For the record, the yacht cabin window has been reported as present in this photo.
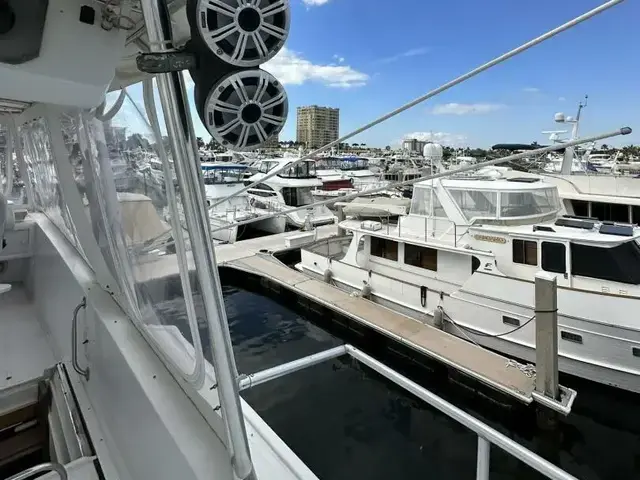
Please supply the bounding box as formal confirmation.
[570,242,640,285]
[404,244,438,271]
[499,188,559,218]
[202,167,245,185]
[410,188,431,216]
[249,183,277,197]
[282,187,313,207]
[370,236,398,261]
[258,161,278,173]
[410,187,446,217]
[449,189,497,220]
[513,239,538,266]
[591,202,630,223]
[541,241,566,274]
[280,161,316,178]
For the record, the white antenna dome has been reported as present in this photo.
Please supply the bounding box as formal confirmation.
[554,112,565,123]
[423,142,443,159]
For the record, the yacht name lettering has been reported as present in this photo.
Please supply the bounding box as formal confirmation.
[473,234,507,244]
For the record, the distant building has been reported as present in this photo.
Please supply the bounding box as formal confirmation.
[296,105,339,148]
[402,138,427,153]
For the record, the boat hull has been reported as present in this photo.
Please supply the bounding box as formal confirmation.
[298,249,640,394]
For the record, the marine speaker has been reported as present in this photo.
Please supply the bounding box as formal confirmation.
[196,69,287,151]
[191,0,290,67]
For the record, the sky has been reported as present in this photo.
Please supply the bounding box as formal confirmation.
[126,0,640,149]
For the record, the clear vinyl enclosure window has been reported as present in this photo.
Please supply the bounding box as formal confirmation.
[19,117,83,250]
[0,122,28,205]
[61,86,211,386]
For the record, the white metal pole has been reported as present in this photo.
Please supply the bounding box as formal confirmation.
[210,0,626,209]
[138,1,255,479]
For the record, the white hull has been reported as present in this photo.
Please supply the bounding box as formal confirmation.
[251,214,287,234]
[210,218,239,243]
[299,248,640,394]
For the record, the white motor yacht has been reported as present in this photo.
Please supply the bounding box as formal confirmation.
[246,158,336,229]
[202,162,285,242]
[298,172,640,393]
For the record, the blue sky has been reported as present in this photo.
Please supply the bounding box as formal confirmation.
[126,0,639,149]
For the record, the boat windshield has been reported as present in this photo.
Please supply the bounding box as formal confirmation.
[499,188,560,218]
[449,189,498,220]
[202,166,246,184]
[340,158,369,170]
[280,160,317,178]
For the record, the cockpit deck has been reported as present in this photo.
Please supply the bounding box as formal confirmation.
[0,286,55,391]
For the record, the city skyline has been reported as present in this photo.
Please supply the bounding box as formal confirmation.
[122,0,639,150]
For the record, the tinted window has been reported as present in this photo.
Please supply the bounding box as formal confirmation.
[513,239,537,266]
[250,183,276,197]
[571,200,589,217]
[404,244,438,271]
[370,237,398,261]
[571,242,640,285]
[591,202,630,222]
[542,242,566,274]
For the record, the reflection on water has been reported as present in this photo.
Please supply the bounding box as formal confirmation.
[223,283,640,480]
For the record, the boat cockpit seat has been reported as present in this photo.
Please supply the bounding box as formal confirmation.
[0,190,14,295]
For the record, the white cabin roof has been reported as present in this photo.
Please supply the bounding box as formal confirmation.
[416,177,557,191]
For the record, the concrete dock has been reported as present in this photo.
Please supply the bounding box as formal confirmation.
[214,227,537,405]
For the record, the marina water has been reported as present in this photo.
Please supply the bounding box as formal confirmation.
[222,281,640,480]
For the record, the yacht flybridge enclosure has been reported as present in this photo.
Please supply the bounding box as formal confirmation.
[0,0,290,150]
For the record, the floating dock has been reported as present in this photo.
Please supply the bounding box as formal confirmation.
[136,225,571,410]
[216,226,539,405]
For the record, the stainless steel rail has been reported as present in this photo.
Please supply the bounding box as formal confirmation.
[71,297,89,380]
[6,462,68,480]
[240,344,578,480]
[138,1,256,478]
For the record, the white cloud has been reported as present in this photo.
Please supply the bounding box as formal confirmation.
[264,47,368,88]
[403,131,468,147]
[558,96,566,102]
[523,87,541,93]
[377,47,430,64]
[430,103,505,115]
[302,0,330,5]
[332,54,345,63]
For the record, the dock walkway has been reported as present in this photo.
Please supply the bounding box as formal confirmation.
[217,227,536,404]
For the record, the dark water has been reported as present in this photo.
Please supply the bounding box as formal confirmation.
[222,282,640,480]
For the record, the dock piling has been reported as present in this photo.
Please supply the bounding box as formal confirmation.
[534,272,559,401]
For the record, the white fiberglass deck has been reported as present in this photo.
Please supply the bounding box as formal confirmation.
[0,286,55,389]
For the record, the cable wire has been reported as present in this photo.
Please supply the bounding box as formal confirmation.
[208,0,625,211]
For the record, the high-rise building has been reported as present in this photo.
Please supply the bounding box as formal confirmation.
[296,105,339,148]
[402,138,427,154]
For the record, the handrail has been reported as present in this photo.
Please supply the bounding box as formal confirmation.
[71,297,89,380]
[5,462,68,480]
[240,344,578,480]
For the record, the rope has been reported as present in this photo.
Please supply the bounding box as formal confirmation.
[442,309,536,339]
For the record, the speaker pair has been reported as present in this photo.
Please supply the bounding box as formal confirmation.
[187,0,290,150]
